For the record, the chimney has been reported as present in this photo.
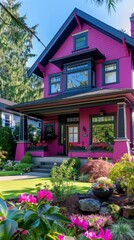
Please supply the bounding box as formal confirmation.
[130,13,134,38]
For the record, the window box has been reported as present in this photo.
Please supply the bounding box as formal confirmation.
[89,143,113,152]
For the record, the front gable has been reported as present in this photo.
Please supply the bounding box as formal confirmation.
[28,8,134,78]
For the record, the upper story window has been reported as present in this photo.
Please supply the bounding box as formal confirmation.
[49,74,62,94]
[64,60,95,90]
[103,60,119,85]
[73,32,88,51]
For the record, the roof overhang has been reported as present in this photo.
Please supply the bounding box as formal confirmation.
[49,48,105,69]
[8,89,134,119]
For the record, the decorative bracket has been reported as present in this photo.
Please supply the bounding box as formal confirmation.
[74,11,82,30]
[37,62,46,77]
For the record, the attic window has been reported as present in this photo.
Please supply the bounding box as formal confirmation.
[73,32,88,51]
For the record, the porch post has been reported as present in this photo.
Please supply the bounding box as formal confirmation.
[113,102,130,163]
[15,114,29,161]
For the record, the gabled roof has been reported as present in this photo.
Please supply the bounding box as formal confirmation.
[28,8,134,78]
[0,98,16,109]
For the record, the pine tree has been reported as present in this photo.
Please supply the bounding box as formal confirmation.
[0,0,43,103]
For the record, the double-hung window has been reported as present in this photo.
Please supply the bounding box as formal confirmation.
[73,32,88,51]
[49,74,62,94]
[103,60,119,85]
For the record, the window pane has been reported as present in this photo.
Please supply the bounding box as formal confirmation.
[67,70,88,89]
[76,36,86,49]
[74,127,78,133]
[92,116,115,144]
[67,63,88,71]
[105,71,116,84]
[69,134,73,142]
[51,76,61,83]
[105,64,116,71]
[51,83,61,93]
[69,127,73,133]
[74,134,78,142]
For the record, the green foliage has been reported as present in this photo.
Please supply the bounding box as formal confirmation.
[50,160,75,197]
[108,204,121,220]
[0,127,15,159]
[14,163,32,173]
[68,157,80,168]
[21,152,32,164]
[109,157,134,195]
[0,148,8,167]
[0,0,43,102]
[111,222,134,240]
[0,194,70,240]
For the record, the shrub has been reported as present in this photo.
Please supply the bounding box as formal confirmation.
[109,159,134,195]
[14,163,32,173]
[111,222,134,240]
[0,127,15,159]
[0,148,8,167]
[107,204,121,220]
[21,152,32,164]
[68,157,80,169]
[79,160,113,182]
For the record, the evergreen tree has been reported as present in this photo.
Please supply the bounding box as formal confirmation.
[0,0,43,103]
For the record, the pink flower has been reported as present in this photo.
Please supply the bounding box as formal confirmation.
[0,216,5,221]
[37,189,53,201]
[70,215,88,231]
[57,235,64,240]
[84,231,97,239]
[22,230,28,235]
[18,193,37,204]
[97,228,112,240]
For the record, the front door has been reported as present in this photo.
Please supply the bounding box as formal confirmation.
[66,125,79,154]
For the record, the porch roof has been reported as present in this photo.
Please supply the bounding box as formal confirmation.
[8,88,134,119]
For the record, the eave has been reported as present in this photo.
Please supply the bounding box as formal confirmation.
[49,48,105,69]
[28,8,134,78]
[8,89,134,119]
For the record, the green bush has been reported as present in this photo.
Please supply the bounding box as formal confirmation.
[109,160,134,195]
[14,163,32,173]
[68,157,80,169]
[0,127,15,159]
[108,204,121,220]
[21,152,32,164]
[111,222,134,240]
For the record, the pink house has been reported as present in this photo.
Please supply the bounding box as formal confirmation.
[11,9,134,162]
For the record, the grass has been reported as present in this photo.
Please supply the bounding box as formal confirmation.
[0,178,91,200]
[0,171,22,176]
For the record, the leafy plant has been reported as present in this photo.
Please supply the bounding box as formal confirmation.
[0,189,70,240]
[14,163,32,173]
[111,222,134,240]
[0,127,15,160]
[79,160,113,181]
[0,148,8,167]
[68,157,80,169]
[109,157,134,195]
[107,204,121,220]
[21,152,32,164]
[50,160,74,197]
[92,177,115,191]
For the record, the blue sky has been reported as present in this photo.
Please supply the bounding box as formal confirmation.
[18,0,134,67]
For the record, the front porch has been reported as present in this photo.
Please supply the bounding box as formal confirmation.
[11,89,134,163]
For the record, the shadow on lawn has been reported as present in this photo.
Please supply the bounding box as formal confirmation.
[2,187,37,200]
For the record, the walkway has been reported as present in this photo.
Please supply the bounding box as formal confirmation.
[0,172,47,181]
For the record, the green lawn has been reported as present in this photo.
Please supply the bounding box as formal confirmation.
[0,171,22,176]
[0,178,91,200]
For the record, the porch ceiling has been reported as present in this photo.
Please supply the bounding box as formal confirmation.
[8,88,134,119]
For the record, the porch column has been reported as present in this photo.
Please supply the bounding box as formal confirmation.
[113,103,130,163]
[15,114,29,161]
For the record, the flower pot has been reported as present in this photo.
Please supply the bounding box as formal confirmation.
[93,189,113,199]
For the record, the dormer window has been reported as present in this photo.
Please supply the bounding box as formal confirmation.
[73,32,88,51]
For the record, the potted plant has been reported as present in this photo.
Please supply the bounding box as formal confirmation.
[92,177,115,199]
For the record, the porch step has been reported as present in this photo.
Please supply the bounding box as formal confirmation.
[31,156,69,175]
